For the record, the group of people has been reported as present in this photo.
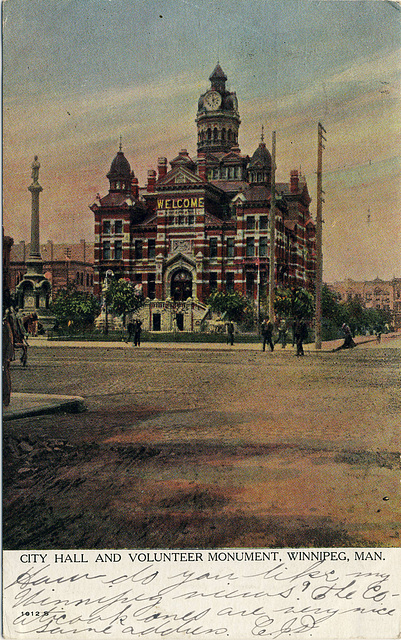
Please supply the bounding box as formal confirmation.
[260,317,309,356]
[2,301,31,406]
[126,318,142,346]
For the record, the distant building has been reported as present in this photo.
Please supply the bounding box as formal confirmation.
[91,65,316,331]
[10,239,94,299]
[328,278,401,328]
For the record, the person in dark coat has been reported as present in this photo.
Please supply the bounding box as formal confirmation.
[261,317,274,352]
[294,318,308,356]
[134,319,142,347]
[333,323,356,351]
[226,321,235,346]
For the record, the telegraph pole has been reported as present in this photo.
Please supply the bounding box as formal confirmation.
[315,122,326,349]
[268,131,276,321]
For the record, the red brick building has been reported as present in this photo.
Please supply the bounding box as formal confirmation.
[91,65,316,330]
[10,240,94,300]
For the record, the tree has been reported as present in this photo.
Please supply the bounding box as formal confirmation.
[50,284,100,331]
[207,290,253,323]
[106,278,145,325]
[274,287,314,320]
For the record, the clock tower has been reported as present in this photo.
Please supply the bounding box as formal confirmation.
[196,64,240,154]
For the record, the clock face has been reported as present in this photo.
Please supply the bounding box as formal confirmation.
[204,91,222,111]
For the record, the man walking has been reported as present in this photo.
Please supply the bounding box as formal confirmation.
[261,317,274,352]
[134,319,142,347]
[226,321,235,346]
[294,318,308,356]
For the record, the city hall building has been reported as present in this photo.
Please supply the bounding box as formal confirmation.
[91,65,316,331]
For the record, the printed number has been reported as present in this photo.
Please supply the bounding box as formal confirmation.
[22,612,49,616]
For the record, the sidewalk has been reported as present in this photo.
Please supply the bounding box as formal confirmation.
[3,393,85,421]
[26,332,400,352]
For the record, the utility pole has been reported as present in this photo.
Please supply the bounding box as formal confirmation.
[315,122,326,349]
[268,131,276,321]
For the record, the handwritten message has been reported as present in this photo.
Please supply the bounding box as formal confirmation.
[3,549,400,639]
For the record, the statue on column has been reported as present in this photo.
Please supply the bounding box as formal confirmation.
[31,155,40,184]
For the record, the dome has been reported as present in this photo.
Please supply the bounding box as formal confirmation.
[248,142,272,169]
[107,151,131,181]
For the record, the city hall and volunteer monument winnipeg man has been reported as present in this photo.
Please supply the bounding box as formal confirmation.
[91,65,316,331]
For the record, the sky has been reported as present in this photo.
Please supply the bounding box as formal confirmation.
[2,0,401,282]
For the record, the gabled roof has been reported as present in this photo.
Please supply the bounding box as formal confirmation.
[157,165,204,186]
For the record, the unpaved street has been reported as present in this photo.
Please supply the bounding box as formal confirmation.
[3,338,401,549]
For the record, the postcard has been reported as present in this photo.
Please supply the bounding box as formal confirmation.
[2,1,401,638]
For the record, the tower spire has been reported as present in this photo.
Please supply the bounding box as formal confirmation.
[119,135,123,152]
[261,125,264,143]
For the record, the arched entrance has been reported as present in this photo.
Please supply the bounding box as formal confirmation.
[171,269,192,302]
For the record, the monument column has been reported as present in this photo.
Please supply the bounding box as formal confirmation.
[26,155,44,275]
[17,156,53,329]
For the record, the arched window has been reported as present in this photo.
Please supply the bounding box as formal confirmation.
[207,128,212,140]
[228,130,232,141]
[213,128,218,141]
[221,128,226,141]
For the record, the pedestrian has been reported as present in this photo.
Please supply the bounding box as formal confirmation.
[294,318,308,356]
[333,323,356,351]
[261,317,274,352]
[134,319,142,347]
[276,318,287,348]
[126,321,134,343]
[226,321,235,346]
[2,308,15,406]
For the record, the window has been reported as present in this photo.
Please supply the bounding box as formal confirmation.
[226,272,234,293]
[103,241,110,260]
[246,237,255,257]
[259,237,268,257]
[260,216,268,230]
[209,272,218,292]
[148,273,156,300]
[209,237,218,258]
[103,221,111,235]
[148,239,156,260]
[114,240,123,260]
[80,272,84,285]
[246,216,255,230]
[135,273,142,283]
[135,240,143,260]
[86,273,90,286]
[114,220,123,234]
[226,237,235,258]
[76,272,80,283]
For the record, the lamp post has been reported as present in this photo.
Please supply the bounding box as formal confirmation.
[103,269,114,335]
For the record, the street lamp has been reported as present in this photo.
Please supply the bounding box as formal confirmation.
[103,269,114,335]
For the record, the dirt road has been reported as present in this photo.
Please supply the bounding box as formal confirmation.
[3,338,400,549]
